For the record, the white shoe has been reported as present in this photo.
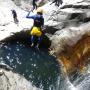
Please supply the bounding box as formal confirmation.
[31,43,34,47]
[35,44,39,50]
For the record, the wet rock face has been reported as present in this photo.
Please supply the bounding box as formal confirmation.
[59,34,90,74]
[47,0,90,75]
[46,10,88,31]
[45,0,90,30]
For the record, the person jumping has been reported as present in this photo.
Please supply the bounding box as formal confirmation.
[26,8,44,49]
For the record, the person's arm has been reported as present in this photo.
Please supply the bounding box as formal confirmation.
[26,12,35,19]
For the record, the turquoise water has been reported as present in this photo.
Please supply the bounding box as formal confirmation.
[0,42,60,90]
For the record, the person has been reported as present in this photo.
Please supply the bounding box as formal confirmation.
[32,0,38,11]
[11,10,19,25]
[50,0,63,6]
[26,8,44,49]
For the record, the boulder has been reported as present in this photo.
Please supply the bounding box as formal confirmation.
[0,68,41,90]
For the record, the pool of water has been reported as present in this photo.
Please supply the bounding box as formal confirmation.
[0,42,60,90]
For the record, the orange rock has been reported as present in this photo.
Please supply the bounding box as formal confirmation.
[58,34,90,75]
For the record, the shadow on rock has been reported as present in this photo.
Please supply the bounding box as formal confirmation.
[0,30,51,50]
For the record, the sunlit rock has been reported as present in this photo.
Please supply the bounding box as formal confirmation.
[47,0,90,76]
[0,0,33,41]
[0,68,41,90]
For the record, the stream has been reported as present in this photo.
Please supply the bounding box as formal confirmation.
[0,42,60,90]
[0,41,90,90]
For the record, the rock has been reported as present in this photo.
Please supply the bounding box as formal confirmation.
[0,0,33,41]
[1,0,90,84]
[0,68,41,90]
[0,69,4,76]
[43,0,90,76]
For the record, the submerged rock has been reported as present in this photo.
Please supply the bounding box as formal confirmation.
[0,68,41,90]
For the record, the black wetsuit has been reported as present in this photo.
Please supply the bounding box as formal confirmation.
[11,10,19,24]
[32,0,37,10]
[51,0,63,6]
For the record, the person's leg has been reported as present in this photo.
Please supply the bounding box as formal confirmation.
[14,17,19,24]
[36,36,42,48]
[32,3,35,10]
[55,0,59,6]
[31,35,35,47]
[32,0,36,10]
[35,3,37,10]
[57,0,59,6]
[55,0,58,6]
[60,0,63,5]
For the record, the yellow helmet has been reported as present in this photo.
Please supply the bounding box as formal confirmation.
[36,7,43,14]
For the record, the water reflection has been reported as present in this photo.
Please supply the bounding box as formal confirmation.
[0,42,60,90]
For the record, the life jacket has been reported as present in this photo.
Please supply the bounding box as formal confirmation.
[33,14,44,27]
[30,26,42,37]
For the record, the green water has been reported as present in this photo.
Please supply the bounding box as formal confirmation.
[0,42,60,90]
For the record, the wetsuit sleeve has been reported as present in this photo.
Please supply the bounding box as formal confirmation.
[26,12,35,19]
